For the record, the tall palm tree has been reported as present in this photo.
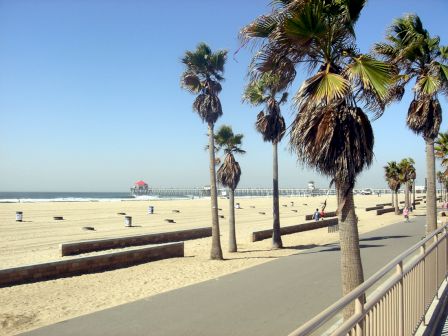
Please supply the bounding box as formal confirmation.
[243,72,288,249]
[437,171,444,202]
[180,42,227,260]
[384,161,401,214]
[241,0,393,318]
[399,158,416,209]
[375,15,448,235]
[215,125,245,253]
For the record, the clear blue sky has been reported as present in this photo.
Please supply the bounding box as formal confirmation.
[0,0,447,192]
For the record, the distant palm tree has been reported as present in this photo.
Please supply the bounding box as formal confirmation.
[399,158,416,209]
[375,14,448,235]
[243,72,288,249]
[384,161,401,214]
[180,42,227,260]
[241,0,393,318]
[437,171,445,202]
[215,125,245,253]
[435,132,448,202]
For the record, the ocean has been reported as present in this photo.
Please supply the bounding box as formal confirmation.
[0,192,159,203]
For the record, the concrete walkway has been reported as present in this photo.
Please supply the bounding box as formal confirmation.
[23,216,426,336]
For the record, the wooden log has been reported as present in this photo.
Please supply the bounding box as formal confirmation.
[251,218,339,242]
[305,211,337,221]
[366,205,384,211]
[376,207,402,215]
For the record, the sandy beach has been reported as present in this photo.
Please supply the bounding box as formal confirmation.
[0,194,420,335]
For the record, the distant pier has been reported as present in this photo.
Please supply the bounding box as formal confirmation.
[146,188,395,198]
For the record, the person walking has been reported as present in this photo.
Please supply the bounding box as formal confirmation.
[403,207,410,222]
[313,208,320,222]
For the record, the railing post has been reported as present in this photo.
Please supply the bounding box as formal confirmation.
[435,234,440,299]
[421,244,427,326]
[355,297,364,336]
[445,227,448,281]
[396,261,404,336]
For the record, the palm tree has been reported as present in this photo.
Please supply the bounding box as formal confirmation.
[399,158,416,209]
[375,15,448,235]
[241,0,393,318]
[243,72,288,249]
[180,42,227,260]
[384,161,401,214]
[435,133,448,202]
[215,125,245,252]
[437,171,444,202]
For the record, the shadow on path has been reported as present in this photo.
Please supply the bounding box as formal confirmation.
[360,235,410,242]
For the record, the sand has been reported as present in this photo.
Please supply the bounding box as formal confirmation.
[0,194,422,335]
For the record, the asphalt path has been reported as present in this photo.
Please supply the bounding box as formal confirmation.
[23,215,426,336]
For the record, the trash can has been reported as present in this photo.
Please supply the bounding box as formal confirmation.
[235,203,241,209]
[290,202,294,207]
[16,211,23,222]
[125,216,132,227]
[148,206,154,214]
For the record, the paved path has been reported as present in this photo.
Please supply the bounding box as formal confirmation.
[24,217,426,336]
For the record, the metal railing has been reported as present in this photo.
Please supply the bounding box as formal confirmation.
[288,223,448,336]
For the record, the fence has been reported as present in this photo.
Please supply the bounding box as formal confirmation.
[288,223,448,336]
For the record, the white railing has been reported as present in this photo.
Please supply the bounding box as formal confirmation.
[288,223,448,336]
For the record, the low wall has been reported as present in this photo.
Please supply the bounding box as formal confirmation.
[366,205,384,211]
[61,227,211,256]
[304,211,337,221]
[377,208,402,215]
[0,242,184,288]
[252,218,339,242]
[376,203,392,207]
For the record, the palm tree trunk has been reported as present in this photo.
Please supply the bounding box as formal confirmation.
[394,190,400,215]
[413,180,416,209]
[337,182,365,320]
[391,190,394,206]
[208,123,223,260]
[404,182,409,208]
[425,137,437,235]
[228,188,237,253]
[272,142,283,249]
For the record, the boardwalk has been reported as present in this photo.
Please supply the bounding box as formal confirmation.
[23,217,425,336]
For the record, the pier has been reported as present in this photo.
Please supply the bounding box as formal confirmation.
[146,188,396,198]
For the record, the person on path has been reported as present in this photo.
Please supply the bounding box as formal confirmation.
[403,207,410,222]
[313,208,320,222]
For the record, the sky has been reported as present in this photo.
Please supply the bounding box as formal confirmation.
[0,0,447,192]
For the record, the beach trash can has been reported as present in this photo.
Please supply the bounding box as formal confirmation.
[125,216,132,227]
[148,206,154,214]
[235,203,241,209]
[16,211,23,222]
[290,202,294,207]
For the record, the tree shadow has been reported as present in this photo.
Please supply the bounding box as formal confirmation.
[299,244,385,255]
[360,235,410,242]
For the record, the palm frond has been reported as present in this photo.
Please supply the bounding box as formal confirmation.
[346,55,392,99]
[295,71,350,106]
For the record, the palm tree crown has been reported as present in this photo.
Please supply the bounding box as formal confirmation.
[375,14,448,139]
[435,132,448,168]
[180,43,228,124]
[215,125,245,191]
[241,0,392,187]
[243,72,288,144]
[384,161,401,192]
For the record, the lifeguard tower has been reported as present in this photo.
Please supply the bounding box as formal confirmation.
[130,180,150,196]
